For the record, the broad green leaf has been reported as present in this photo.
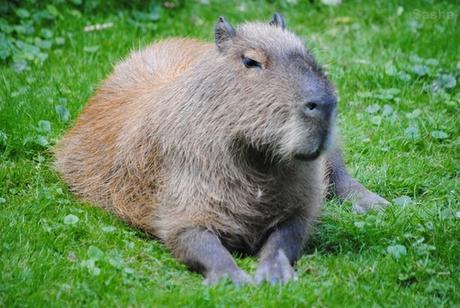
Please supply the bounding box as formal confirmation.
[84,46,99,53]
[381,88,401,96]
[38,120,51,133]
[0,34,12,60]
[425,58,439,66]
[46,5,59,17]
[370,115,382,125]
[354,221,365,229]
[440,209,457,220]
[40,28,54,39]
[36,136,48,146]
[55,37,65,45]
[365,104,380,113]
[102,226,116,233]
[108,251,124,268]
[405,109,421,119]
[16,41,40,55]
[393,195,412,206]
[398,72,411,81]
[386,244,407,259]
[432,74,456,92]
[88,266,101,276]
[431,130,449,139]
[36,39,52,49]
[409,54,422,63]
[382,104,394,116]
[55,105,70,122]
[88,246,104,260]
[16,8,30,19]
[148,4,162,21]
[412,64,429,76]
[64,214,79,224]
[384,62,397,76]
[404,126,419,139]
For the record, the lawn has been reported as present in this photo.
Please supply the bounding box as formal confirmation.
[0,0,459,306]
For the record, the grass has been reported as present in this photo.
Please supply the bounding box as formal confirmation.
[1,0,459,306]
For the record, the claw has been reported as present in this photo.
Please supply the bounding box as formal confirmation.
[255,250,296,285]
[352,190,390,214]
[204,268,253,286]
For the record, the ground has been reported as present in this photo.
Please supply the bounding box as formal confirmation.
[0,0,459,306]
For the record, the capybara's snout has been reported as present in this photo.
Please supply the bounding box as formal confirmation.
[301,95,337,122]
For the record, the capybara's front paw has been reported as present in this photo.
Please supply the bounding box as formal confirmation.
[352,190,390,214]
[203,268,253,286]
[255,250,298,285]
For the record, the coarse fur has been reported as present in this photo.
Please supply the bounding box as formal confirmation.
[55,15,351,284]
[55,27,331,246]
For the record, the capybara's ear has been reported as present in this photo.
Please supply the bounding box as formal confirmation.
[269,12,286,30]
[215,16,236,51]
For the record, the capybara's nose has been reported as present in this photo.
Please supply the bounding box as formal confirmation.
[302,97,336,120]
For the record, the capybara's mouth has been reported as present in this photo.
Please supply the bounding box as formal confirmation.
[293,127,330,161]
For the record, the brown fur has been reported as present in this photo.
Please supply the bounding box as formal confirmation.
[55,22,335,258]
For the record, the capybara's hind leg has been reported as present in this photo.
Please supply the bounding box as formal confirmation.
[254,217,308,284]
[175,228,253,285]
[327,147,390,213]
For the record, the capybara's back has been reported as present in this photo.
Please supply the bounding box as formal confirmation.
[55,39,212,230]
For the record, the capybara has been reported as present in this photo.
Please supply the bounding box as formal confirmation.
[55,13,388,284]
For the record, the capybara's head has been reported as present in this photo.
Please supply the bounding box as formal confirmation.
[189,13,336,162]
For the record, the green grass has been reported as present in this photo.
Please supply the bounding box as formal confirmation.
[1,0,459,306]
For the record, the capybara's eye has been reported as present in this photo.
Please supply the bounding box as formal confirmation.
[242,56,262,69]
